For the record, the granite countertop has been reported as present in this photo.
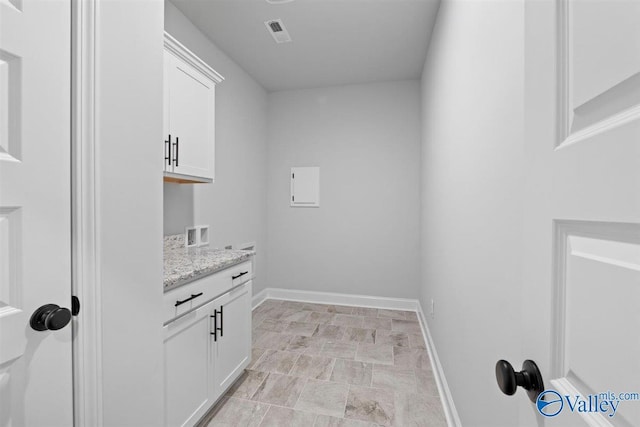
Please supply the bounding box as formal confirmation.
[164,234,254,292]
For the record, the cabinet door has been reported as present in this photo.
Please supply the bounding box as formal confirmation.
[213,281,252,397]
[166,52,215,179]
[164,301,215,427]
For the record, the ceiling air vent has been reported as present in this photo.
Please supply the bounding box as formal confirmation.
[264,19,292,43]
[269,21,283,32]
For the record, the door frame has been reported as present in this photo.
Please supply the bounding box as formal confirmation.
[71,0,103,425]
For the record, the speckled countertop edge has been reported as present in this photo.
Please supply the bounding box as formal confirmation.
[164,234,254,292]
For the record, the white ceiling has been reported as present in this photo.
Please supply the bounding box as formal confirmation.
[170,0,441,92]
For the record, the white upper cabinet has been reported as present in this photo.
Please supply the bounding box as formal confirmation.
[163,33,223,184]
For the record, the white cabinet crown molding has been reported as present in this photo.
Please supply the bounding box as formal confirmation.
[164,32,224,84]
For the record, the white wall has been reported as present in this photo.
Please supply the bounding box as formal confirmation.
[420,0,525,425]
[95,0,165,425]
[267,81,422,299]
[164,1,269,293]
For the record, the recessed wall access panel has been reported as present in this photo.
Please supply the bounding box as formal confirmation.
[290,167,319,207]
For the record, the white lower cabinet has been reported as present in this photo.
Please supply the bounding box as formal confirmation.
[164,300,216,427]
[211,282,252,396]
[163,280,252,427]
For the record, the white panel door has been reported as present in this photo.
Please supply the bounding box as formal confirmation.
[0,0,72,425]
[166,52,215,180]
[213,281,251,397]
[522,1,639,426]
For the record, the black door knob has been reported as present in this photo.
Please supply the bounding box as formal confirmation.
[495,359,545,403]
[30,304,72,331]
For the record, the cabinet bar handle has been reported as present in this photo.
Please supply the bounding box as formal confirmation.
[219,305,224,337]
[210,311,218,341]
[165,134,172,166]
[232,271,249,280]
[174,292,203,307]
[210,306,223,341]
[173,137,179,167]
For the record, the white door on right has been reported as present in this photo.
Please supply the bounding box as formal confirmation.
[523,1,640,426]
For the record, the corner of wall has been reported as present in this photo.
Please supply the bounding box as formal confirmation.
[416,302,462,427]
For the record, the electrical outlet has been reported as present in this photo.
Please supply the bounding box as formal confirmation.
[185,227,197,247]
[185,225,210,247]
[199,226,209,246]
[430,298,435,319]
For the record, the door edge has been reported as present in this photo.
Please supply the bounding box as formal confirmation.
[71,0,103,425]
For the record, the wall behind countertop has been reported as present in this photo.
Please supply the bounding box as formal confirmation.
[164,1,269,294]
[266,80,422,299]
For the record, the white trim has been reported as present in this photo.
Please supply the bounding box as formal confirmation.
[164,32,224,84]
[557,104,640,150]
[551,378,613,427]
[556,0,571,147]
[417,303,462,427]
[252,288,268,310]
[253,287,419,311]
[551,220,640,380]
[71,0,103,425]
[555,0,640,149]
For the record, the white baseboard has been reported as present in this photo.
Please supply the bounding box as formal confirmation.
[252,288,269,310]
[251,287,461,427]
[252,287,419,311]
[417,303,462,427]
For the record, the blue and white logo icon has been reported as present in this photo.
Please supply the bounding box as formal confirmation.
[537,390,564,417]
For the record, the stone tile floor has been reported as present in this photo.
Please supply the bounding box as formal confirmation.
[202,299,447,426]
